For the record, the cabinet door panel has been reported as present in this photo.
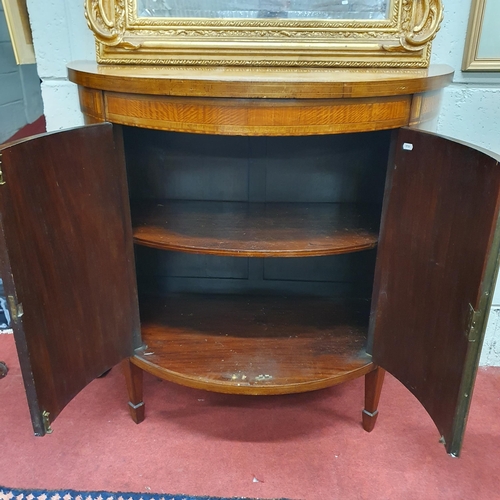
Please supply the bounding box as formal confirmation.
[0,124,141,435]
[370,128,500,456]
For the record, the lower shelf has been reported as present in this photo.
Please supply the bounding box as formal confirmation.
[133,294,374,395]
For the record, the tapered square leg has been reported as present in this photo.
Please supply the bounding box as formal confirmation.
[362,366,385,432]
[122,358,145,424]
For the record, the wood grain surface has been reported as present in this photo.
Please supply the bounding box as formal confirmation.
[132,200,380,257]
[370,128,500,455]
[133,294,374,395]
[70,64,453,135]
[68,62,454,99]
[0,124,141,434]
[103,93,412,135]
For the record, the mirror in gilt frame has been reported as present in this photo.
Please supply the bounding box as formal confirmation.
[85,0,443,67]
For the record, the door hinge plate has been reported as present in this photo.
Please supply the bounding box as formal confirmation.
[466,303,481,343]
[42,411,53,434]
[0,154,5,185]
[7,295,23,324]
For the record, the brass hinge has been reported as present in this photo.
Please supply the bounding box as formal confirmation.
[0,153,5,185]
[7,295,23,324]
[466,303,481,343]
[42,411,53,434]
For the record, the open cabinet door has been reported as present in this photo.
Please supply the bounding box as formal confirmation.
[0,124,141,435]
[370,128,500,456]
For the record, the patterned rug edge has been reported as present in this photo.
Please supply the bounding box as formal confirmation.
[0,487,291,500]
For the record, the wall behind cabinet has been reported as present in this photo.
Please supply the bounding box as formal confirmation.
[24,0,500,365]
[0,4,42,143]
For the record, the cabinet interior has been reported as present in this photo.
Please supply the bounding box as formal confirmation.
[122,126,391,393]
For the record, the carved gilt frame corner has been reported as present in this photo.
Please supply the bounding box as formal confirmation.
[85,0,443,68]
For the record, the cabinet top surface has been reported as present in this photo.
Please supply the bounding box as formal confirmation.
[68,61,454,99]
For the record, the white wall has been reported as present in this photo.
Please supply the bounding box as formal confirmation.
[25,0,500,364]
[25,0,94,131]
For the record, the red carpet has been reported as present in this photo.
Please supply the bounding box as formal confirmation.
[0,486,282,500]
[3,116,46,144]
[1,333,499,499]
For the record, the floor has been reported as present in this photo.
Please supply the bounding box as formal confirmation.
[1,333,500,499]
[3,116,46,144]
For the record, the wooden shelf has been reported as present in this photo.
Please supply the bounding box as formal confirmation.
[132,201,379,257]
[132,294,374,395]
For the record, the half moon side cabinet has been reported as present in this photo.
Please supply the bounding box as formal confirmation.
[1,63,499,457]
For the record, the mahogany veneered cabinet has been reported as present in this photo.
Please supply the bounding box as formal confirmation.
[1,63,499,457]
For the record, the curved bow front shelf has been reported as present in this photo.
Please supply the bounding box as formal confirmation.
[131,200,380,257]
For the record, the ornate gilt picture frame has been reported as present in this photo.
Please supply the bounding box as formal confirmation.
[85,0,443,67]
[1,0,36,64]
[462,0,500,71]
